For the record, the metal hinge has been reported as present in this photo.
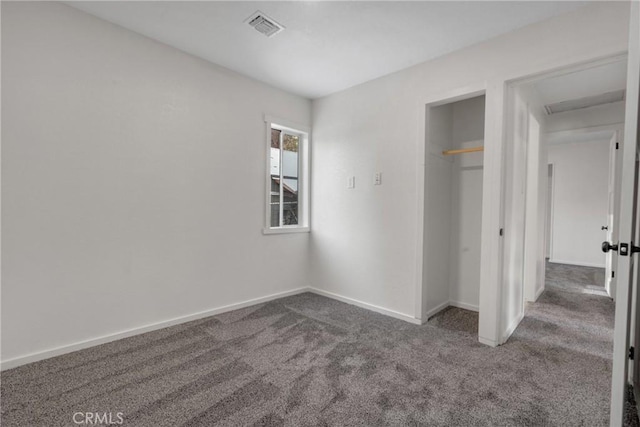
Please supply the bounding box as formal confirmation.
[612,270,615,278]
[616,142,619,150]
[630,346,635,360]
[499,228,504,237]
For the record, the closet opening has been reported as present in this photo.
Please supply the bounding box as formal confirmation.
[422,93,487,334]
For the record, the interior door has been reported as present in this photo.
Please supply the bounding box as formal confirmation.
[606,132,620,298]
[609,2,640,425]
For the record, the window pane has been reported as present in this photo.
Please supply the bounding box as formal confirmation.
[270,179,280,227]
[271,129,280,149]
[282,134,299,225]
[270,129,281,227]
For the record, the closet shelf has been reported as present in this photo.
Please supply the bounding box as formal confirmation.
[442,146,484,156]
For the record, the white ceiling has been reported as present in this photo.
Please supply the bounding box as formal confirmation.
[547,129,615,146]
[532,59,628,106]
[533,60,627,145]
[66,1,588,99]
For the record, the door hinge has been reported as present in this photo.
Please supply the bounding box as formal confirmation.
[612,270,615,278]
[630,346,635,360]
[499,228,504,237]
[616,142,619,150]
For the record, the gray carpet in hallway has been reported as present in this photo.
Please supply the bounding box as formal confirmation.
[2,265,615,426]
[545,261,608,297]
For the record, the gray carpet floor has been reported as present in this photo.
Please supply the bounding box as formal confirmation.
[545,262,608,297]
[1,264,618,426]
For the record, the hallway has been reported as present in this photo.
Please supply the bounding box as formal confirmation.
[515,262,612,357]
[545,262,609,297]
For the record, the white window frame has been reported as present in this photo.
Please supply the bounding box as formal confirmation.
[263,115,310,234]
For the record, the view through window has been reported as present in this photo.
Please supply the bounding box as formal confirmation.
[270,128,300,227]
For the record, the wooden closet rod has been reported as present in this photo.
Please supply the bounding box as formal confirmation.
[442,146,484,156]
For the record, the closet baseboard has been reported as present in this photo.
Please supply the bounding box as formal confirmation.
[449,301,479,312]
[479,336,499,347]
[309,288,421,325]
[425,300,479,320]
[425,301,451,319]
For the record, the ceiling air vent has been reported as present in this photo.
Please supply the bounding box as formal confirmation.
[245,11,284,38]
[544,89,626,115]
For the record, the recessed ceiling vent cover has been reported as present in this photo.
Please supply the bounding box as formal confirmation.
[544,89,626,115]
[246,11,284,38]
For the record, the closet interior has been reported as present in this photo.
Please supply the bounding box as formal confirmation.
[423,94,486,321]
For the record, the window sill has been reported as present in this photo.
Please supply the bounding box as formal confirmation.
[262,226,310,235]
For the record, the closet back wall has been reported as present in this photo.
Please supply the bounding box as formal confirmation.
[450,96,485,311]
[1,2,312,365]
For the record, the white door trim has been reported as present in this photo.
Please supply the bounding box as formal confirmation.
[414,82,488,325]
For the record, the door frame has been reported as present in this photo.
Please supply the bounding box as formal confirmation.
[547,162,555,263]
[501,53,628,342]
[415,83,489,326]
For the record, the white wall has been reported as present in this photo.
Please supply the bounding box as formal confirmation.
[310,2,629,343]
[449,97,484,310]
[501,88,529,337]
[547,140,610,267]
[423,104,453,315]
[423,156,452,315]
[1,2,311,364]
[515,84,548,305]
[535,121,549,300]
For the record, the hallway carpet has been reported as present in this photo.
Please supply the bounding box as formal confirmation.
[545,261,608,297]
[2,266,615,426]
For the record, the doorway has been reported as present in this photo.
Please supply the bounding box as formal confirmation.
[510,58,627,306]
[508,54,631,424]
[421,92,487,339]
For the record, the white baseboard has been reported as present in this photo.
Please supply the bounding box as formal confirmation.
[449,301,479,312]
[502,311,525,344]
[548,259,605,269]
[0,287,310,371]
[424,300,479,320]
[534,285,545,301]
[1,286,426,371]
[424,300,450,319]
[308,288,422,325]
[479,336,499,347]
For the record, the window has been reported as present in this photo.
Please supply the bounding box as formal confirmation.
[264,116,310,234]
